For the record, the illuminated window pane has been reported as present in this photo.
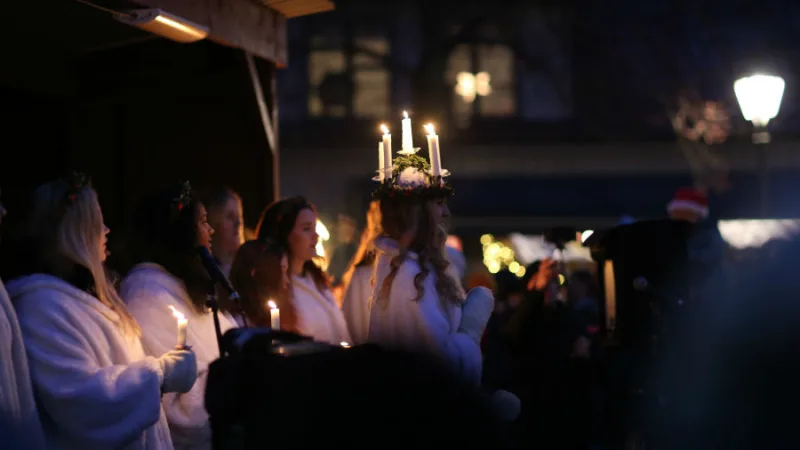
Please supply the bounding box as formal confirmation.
[446,44,515,119]
[353,38,390,118]
[478,45,515,117]
[354,70,389,117]
[308,49,346,117]
[308,36,390,118]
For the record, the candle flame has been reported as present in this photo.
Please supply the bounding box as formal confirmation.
[340,341,352,348]
[380,124,389,135]
[424,123,436,135]
[403,111,409,119]
[268,300,278,310]
[168,305,188,325]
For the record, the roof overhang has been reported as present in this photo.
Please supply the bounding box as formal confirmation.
[131,0,335,66]
[255,0,335,18]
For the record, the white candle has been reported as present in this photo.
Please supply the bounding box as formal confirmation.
[268,300,280,330]
[380,124,392,178]
[401,111,413,151]
[168,306,189,349]
[424,123,441,177]
[378,142,385,182]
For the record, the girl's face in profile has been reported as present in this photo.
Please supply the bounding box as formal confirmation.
[287,208,319,263]
[196,203,215,250]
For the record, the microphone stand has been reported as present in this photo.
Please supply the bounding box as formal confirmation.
[206,283,224,356]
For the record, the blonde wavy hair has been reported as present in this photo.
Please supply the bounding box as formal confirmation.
[31,180,141,336]
[375,198,464,307]
[340,200,382,293]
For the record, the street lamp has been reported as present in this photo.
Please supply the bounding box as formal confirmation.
[734,74,785,217]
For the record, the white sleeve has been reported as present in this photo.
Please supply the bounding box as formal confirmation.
[342,267,372,345]
[17,300,164,449]
[123,284,212,445]
[384,264,482,385]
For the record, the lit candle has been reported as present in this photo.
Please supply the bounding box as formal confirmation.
[401,111,413,151]
[168,305,188,349]
[378,142,385,182]
[424,123,441,177]
[380,124,392,178]
[268,300,280,330]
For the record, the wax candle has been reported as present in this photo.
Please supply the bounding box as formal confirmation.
[380,124,392,178]
[268,300,280,330]
[378,142,385,182]
[424,123,441,177]
[168,305,189,349]
[401,111,413,151]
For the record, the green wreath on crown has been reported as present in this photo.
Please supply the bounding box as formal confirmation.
[372,154,454,200]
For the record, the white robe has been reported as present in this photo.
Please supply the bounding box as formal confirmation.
[341,265,373,345]
[0,278,45,450]
[7,274,172,450]
[292,274,351,346]
[121,264,237,450]
[368,237,482,386]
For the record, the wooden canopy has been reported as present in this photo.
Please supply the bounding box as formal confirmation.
[132,0,335,65]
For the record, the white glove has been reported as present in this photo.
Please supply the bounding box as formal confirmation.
[489,390,521,422]
[158,349,198,394]
[457,286,494,344]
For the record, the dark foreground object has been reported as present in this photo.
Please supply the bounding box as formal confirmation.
[207,329,511,450]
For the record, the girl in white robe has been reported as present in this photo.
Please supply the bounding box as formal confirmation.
[7,175,197,449]
[367,163,493,387]
[256,197,351,345]
[0,277,44,450]
[340,200,381,345]
[122,182,237,450]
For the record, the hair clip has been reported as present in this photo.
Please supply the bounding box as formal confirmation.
[172,181,193,214]
[65,171,90,205]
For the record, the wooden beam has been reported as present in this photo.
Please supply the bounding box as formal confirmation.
[245,51,280,202]
[132,0,287,65]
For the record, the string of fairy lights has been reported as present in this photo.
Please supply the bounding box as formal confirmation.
[481,234,526,278]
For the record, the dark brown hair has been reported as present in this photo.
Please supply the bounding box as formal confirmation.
[130,182,212,313]
[255,197,329,291]
[227,240,296,331]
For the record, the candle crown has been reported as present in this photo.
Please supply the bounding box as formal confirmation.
[371,154,453,200]
[372,112,453,200]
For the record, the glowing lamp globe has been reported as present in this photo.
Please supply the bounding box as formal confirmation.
[734,74,785,127]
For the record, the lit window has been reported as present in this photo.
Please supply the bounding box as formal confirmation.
[308,37,390,118]
[447,44,516,122]
[353,38,390,118]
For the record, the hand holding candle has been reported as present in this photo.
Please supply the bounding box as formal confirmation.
[168,305,189,349]
[268,300,280,330]
[424,123,442,177]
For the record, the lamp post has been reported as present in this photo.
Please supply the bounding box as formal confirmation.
[734,74,785,217]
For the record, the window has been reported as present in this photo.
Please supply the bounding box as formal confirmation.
[309,46,346,117]
[447,44,516,125]
[353,38,390,118]
[308,36,390,118]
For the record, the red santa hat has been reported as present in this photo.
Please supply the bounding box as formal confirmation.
[667,187,709,218]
